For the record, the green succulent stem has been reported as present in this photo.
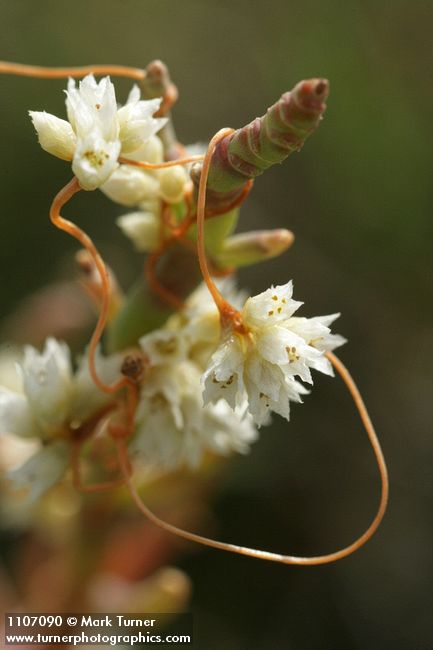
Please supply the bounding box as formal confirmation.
[191,78,329,207]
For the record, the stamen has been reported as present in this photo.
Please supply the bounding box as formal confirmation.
[115,352,388,566]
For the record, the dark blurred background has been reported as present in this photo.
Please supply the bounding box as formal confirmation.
[0,1,431,648]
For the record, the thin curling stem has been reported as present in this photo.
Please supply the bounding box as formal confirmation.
[196,128,235,314]
[50,177,128,395]
[0,60,145,80]
[118,155,204,170]
[117,352,388,566]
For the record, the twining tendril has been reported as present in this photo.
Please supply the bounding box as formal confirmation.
[196,129,235,314]
[116,351,389,565]
[118,155,204,169]
[50,177,129,395]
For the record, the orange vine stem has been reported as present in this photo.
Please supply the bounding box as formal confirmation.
[50,177,129,395]
[118,155,204,170]
[196,128,236,314]
[116,352,388,566]
[0,60,145,80]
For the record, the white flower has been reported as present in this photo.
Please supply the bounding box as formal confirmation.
[130,360,256,469]
[0,338,123,501]
[129,329,257,469]
[30,75,167,191]
[203,281,346,425]
[71,132,121,191]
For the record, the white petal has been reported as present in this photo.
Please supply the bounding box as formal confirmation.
[117,96,161,124]
[245,352,283,402]
[29,111,76,161]
[70,75,119,141]
[287,316,331,344]
[281,359,313,384]
[308,354,334,376]
[116,211,160,252]
[119,117,168,154]
[72,134,120,190]
[202,337,245,409]
[318,333,347,352]
[7,440,69,504]
[117,95,167,153]
[256,326,306,366]
[94,77,119,141]
[21,339,73,436]
[125,84,141,105]
[101,165,159,206]
[0,388,38,438]
[243,281,303,327]
[65,77,80,130]
[0,346,23,392]
[65,77,95,136]
[122,135,163,165]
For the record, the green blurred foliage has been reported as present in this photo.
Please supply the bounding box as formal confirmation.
[0,1,431,648]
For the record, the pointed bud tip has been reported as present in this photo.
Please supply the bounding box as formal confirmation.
[146,60,169,79]
[295,78,329,110]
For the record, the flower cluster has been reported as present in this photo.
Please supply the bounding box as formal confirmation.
[30,74,167,190]
[0,339,122,503]
[1,71,346,509]
[131,330,256,469]
[30,74,191,253]
[203,281,346,426]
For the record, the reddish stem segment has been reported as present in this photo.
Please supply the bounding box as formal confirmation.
[117,352,388,566]
[0,60,145,80]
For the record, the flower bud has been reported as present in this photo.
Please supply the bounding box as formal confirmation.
[214,228,294,268]
[29,111,76,161]
[117,211,160,252]
[101,166,159,206]
[158,165,188,203]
